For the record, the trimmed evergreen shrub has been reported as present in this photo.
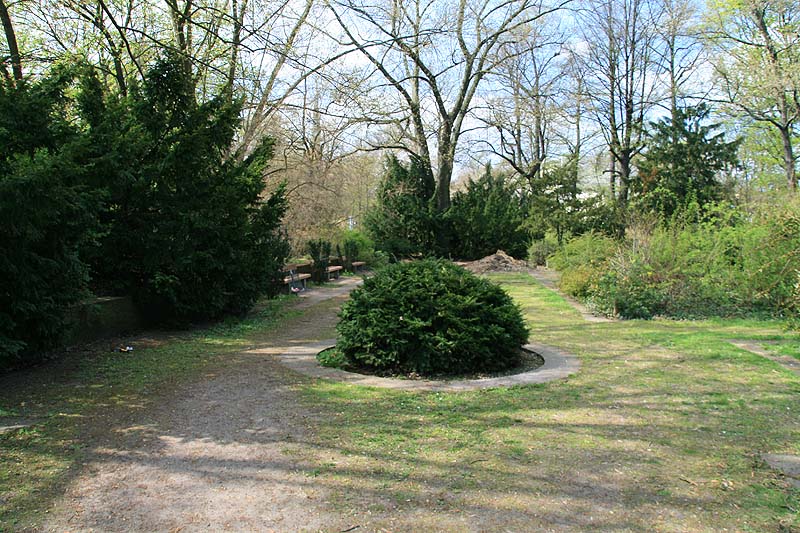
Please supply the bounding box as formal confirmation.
[335,259,529,376]
[343,238,359,271]
[307,239,332,282]
[87,55,290,324]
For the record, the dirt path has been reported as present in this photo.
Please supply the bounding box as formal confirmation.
[42,280,361,533]
[728,339,800,376]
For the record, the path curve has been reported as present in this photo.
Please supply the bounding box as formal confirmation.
[269,341,580,391]
[729,339,800,376]
[42,279,362,533]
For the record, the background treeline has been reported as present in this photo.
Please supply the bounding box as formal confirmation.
[362,104,799,324]
[0,56,289,369]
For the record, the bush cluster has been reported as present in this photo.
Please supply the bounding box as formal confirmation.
[447,167,529,260]
[364,159,530,261]
[335,259,529,376]
[97,58,290,324]
[0,68,102,367]
[550,201,800,321]
[363,155,439,259]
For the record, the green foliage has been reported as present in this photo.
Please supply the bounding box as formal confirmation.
[335,259,529,376]
[526,162,581,245]
[634,105,740,218]
[317,347,349,369]
[548,232,617,272]
[1,55,290,365]
[0,69,102,367]
[307,239,332,282]
[343,239,358,271]
[337,229,388,270]
[746,201,800,318]
[87,55,289,323]
[364,155,438,259]
[549,232,617,300]
[552,200,800,321]
[526,159,625,244]
[528,234,559,266]
[448,165,529,260]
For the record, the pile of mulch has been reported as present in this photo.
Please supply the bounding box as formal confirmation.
[460,250,528,275]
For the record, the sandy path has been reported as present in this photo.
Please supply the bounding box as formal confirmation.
[42,280,361,533]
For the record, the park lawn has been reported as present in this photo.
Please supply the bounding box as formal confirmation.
[0,298,299,531]
[299,272,800,532]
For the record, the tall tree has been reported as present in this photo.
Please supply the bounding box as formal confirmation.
[651,0,704,121]
[706,0,800,191]
[634,104,740,217]
[477,20,566,191]
[580,0,660,208]
[0,0,23,83]
[329,0,568,212]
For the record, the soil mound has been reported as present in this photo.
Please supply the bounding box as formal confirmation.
[462,250,527,275]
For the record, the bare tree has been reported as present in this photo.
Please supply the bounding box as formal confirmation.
[329,0,569,211]
[475,21,566,189]
[579,0,660,207]
[706,0,800,191]
[651,0,703,121]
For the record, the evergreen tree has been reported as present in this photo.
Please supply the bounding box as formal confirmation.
[634,105,740,218]
[88,54,290,323]
[448,165,529,259]
[0,67,102,366]
[364,154,437,258]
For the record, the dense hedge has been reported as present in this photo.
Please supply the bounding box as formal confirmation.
[87,57,289,324]
[335,259,529,376]
[0,68,103,367]
[363,155,439,258]
[0,57,289,368]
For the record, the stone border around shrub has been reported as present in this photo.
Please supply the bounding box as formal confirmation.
[274,340,580,391]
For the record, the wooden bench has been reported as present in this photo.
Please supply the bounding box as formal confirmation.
[282,264,312,292]
[324,265,343,281]
[351,261,366,272]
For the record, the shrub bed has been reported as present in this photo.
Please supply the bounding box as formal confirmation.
[335,259,529,376]
[548,200,800,321]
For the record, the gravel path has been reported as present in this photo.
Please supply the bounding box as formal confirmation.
[42,280,361,533]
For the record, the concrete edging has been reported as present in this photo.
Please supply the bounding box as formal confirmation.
[274,340,580,391]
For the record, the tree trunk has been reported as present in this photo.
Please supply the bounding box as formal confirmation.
[609,152,616,199]
[0,0,22,83]
[780,125,797,191]
[226,0,246,103]
[618,153,630,206]
[752,7,797,192]
[436,153,453,211]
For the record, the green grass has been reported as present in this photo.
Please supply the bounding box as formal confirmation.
[298,272,800,532]
[0,297,299,531]
[3,274,799,532]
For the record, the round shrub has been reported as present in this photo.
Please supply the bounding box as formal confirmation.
[335,259,529,376]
